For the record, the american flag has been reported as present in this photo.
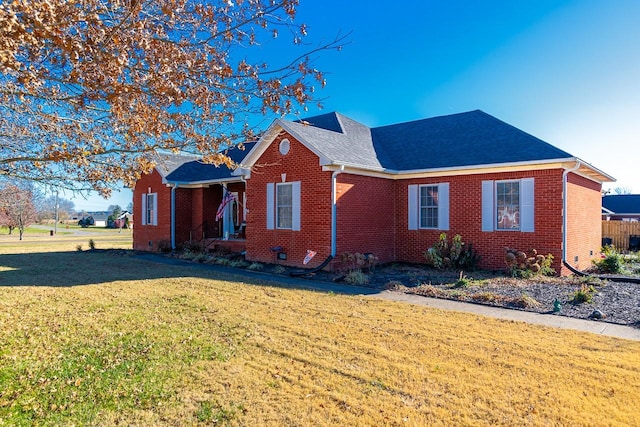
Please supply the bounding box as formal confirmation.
[216,191,235,221]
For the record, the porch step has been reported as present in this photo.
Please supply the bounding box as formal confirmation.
[203,238,246,254]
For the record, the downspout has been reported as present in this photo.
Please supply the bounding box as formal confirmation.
[562,161,581,272]
[171,185,176,250]
[331,165,345,257]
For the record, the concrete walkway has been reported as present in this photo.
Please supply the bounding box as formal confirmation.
[375,291,640,341]
[136,253,640,341]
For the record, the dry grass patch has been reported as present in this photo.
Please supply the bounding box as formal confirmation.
[0,246,639,425]
[0,227,132,254]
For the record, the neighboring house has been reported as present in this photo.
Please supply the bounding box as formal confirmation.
[79,212,109,227]
[133,110,614,276]
[602,195,640,221]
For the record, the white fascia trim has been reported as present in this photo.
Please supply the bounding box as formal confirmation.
[394,157,577,176]
[322,157,614,181]
[570,157,616,183]
[239,120,285,167]
[231,166,251,177]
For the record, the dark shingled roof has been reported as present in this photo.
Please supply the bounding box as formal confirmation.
[602,195,640,214]
[278,110,574,172]
[166,142,256,183]
[369,110,573,170]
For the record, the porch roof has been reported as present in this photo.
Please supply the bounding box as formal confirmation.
[165,142,256,185]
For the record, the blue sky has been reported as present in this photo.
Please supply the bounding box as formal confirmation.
[74,0,639,210]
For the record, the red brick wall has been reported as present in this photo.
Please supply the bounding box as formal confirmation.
[132,170,172,251]
[395,169,566,274]
[564,172,602,274]
[245,132,332,267]
[174,188,192,244]
[335,174,396,264]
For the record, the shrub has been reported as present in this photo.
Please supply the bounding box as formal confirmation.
[76,244,83,251]
[229,259,249,268]
[88,239,96,250]
[179,251,197,261]
[571,284,596,304]
[192,253,209,263]
[213,257,231,266]
[453,272,473,289]
[157,239,172,253]
[344,269,370,285]
[423,233,480,271]
[272,265,286,274]
[505,248,555,277]
[510,293,541,309]
[247,262,264,271]
[592,246,623,274]
[340,252,378,272]
[182,240,203,253]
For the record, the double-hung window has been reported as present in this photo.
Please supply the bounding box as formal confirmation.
[482,178,534,232]
[419,185,439,229]
[266,181,301,231]
[276,183,293,229]
[408,183,449,230]
[496,181,520,230]
[141,193,158,226]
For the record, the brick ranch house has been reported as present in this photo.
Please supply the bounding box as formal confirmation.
[133,110,614,276]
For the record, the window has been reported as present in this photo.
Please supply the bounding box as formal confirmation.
[496,181,520,230]
[266,181,300,231]
[482,178,534,232]
[276,183,293,229]
[141,193,158,226]
[419,185,439,228]
[408,183,449,231]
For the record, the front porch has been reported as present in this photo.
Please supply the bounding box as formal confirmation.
[175,180,247,251]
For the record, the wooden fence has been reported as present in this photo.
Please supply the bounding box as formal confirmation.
[602,221,640,252]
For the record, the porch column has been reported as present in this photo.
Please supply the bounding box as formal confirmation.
[222,186,235,239]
